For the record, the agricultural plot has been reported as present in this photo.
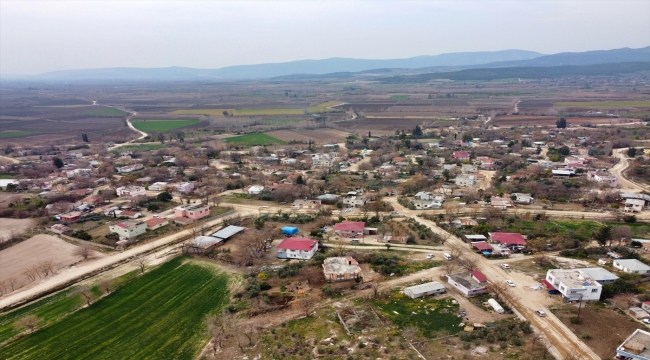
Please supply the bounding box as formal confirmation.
[113,143,166,151]
[389,95,410,100]
[131,119,199,133]
[372,294,462,337]
[226,133,286,146]
[85,108,128,116]
[306,101,342,113]
[0,257,230,360]
[265,128,349,143]
[0,131,36,139]
[554,100,650,108]
[171,108,305,116]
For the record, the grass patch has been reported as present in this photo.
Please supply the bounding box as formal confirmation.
[554,100,650,108]
[0,131,36,139]
[172,108,305,116]
[226,133,286,146]
[85,108,128,116]
[0,257,230,360]
[372,294,461,337]
[499,219,650,242]
[0,174,14,179]
[307,101,341,113]
[113,144,166,152]
[131,119,199,133]
[389,95,410,100]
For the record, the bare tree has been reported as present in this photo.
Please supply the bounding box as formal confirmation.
[441,260,459,275]
[298,297,317,317]
[448,243,463,259]
[14,314,41,333]
[530,331,544,352]
[371,281,381,298]
[134,255,148,273]
[99,279,115,294]
[0,280,6,296]
[76,285,93,306]
[458,256,480,272]
[612,225,633,246]
[37,260,54,277]
[7,277,18,291]
[22,267,38,282]
[562,349,582,360]
[74,244,93,260]
[206,314,226,355]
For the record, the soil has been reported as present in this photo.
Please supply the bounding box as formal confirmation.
[0,218,35,239]
[265,129,349,144]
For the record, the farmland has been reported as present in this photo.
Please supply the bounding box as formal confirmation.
[372,294,462,337]
[114,143,166,151]
[226,133,286,146]
[85,108,128,116]
[306,101,342,113]
[0,131,36,139]
[554,100,650,108]
[389,95,410,100]
[265,128,350,143]
[172,108,305,116]
[0,256,230,360]
[131,119,200,132]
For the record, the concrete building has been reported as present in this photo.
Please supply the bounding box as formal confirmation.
[446,271,487,297]
[625,199,646,213]
[116,186,146,198]
[455,174,476,187]
[277,238,319,260]
[404,282,446,298]
[334,221,365,240]
[461,164,477,173]
[247,185,265,195]
[174,204,210,220]
[512,193,534,204]
[588,171,619,188]
[616,328,650,360]
[292,199,322,210]
[322,257,362,282]
[109,221,147,240]
[412,199,442,209]
[613,259,650,274]
[145,217,169,230]
[545,269,603,302]
[149,182,168,191]
[169,182,194,194]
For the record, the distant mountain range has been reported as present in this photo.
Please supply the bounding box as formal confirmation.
[5,47,649,81]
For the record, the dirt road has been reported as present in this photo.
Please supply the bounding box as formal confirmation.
[609,148,650,193]
[388,199,601,360]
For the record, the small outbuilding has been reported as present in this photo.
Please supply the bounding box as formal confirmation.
[404,281,446,299]
[281,226,299,236]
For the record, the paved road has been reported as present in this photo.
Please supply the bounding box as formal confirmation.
[609,148,650,193]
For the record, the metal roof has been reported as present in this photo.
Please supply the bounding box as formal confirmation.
[404,281,445,295]
[211,225,245,240]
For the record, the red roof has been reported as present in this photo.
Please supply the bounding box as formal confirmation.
[470,271,487,282]
[334,221,365,232]
[115,222,127,228]
[489,232,526,246]
[471,241,492,251]
[277,238,318,251]
[453,151,470,158]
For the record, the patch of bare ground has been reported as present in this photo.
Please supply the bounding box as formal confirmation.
[552,302,643,358]
[0,218,35,239]
[0,234,101,293]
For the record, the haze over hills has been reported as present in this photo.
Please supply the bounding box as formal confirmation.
[5,47,649,81]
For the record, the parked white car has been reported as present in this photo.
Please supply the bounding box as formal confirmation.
[501,264,511,270]
[505,280,516,287]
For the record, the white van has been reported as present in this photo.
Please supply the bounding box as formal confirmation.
[443,253,452,261]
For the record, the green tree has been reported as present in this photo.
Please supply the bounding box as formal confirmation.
[296,175,304,185]
[53,157,64,169]
[157,133,165,144]
[594,225,612,247]
[157,192,173,202]
[627,147,638,157]
[462,133,472,142]
[558,146,570,156]
[556,117,567,128]
[412,125,423,137]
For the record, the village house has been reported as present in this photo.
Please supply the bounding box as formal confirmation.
[613,259,650,274]
[49,223,71,234]
[117,164,144,173]
[452,151,470,161]
[174,204,210,221]
[116,186,146,198]
[109,221,147,240]
[588,171,619,188]
[149,182,168,191]
[455,174,476,187]
[342,191,368,208]
[168,182,194,194]
[247,185,265,195]
[322,257,362,282]
[277,238,319,260]
[488,232,526,247]
[616,329,650,360]
[58,211,82,222]
[461,164,477,173]
[311,153,336,168]
[446,271,487,297]
[334,221,365,240]
[625,199,645,213]
[404,282,446,299]
[145,217,169,231]
[413,199,442,209]
[116,210,142,219]
[545,268,603,302]
[490,196,514,209]
[292,199,322,210]
[511,193,533,204]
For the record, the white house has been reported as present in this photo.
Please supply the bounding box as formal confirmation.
[149,182,168,191]
[247,185,265,195]
[461,164,477,174]
[277,237,319,260]
[169,182,194,194]
[545,269,603,301]
[109,221,147,240]
[455,174,476,187]
[311,153,336,168]
[116,186,146,198]
[511,193,533,204]
[446,272,487,297]
[145,217,169,231]
[588,172,619,188]
[625,199,645,213]
[613,259,650,274]
[412,199,442,209]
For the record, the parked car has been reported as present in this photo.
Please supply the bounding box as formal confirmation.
[501,264,511,270]
[535,310,547,317]
[443,254,452,261]
[426,254,435,259]
[643,319,650,324]
[505,280,516,287]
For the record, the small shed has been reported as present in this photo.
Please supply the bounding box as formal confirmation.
[282,226,299,236]
[403,281,446,299]
[487,298,504,314]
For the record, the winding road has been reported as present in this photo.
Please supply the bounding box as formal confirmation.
[609,148,650,193]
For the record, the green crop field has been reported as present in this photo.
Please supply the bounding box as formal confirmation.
[172,108,305,116]
[553,100,650,108]
[0,174,14,179]
[389,95,410,100]
[85,108,128,116]
[0,257,230,360]
[307,101,341,113]
[0,131,36,139]
[131,119,199,132]
[372,294,461,337]
[226,133,286,146]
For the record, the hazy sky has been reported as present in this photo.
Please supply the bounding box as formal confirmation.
[1,1,649,75]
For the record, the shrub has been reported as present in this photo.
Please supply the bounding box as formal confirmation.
[71,230,92,240]
[581,333,592,340]
[569,316,582,324]
[499,341,507,349]
[260,282,272,291]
